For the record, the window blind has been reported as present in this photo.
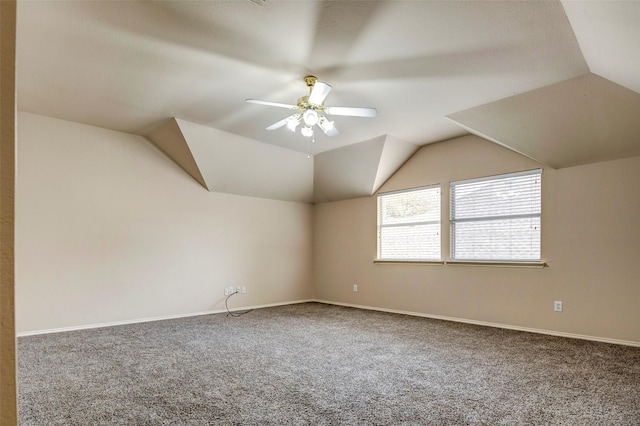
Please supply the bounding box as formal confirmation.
[450,169,541,262]
[378,185,440,260]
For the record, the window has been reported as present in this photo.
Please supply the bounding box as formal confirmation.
[450,169,541,262]
[377,185,441,260]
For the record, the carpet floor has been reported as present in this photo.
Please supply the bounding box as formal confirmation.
[17,302,640,425]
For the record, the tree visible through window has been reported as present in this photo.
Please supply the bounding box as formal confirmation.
[377,186,441,260]
[450,169,542,262]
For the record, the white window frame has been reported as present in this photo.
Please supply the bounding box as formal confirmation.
[450,169,542,263]
[377,185,441,262]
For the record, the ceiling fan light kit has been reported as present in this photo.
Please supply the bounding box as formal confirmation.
[318,116,335,135]
[246,75,377,140]
[303,109,319,126]
[286,114,301,132]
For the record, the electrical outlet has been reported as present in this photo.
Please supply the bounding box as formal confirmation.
[228,286,234,295]
[242,286,246,294]
[237,286,241,294]
[554,301,563,312]
[353,284,358,292]
[224,288,228,296]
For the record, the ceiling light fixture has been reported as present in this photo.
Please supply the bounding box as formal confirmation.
[317,115,335,134]
[303,109,319,126]
[247,75,377,141]
[300,126,314,138]
[286,114,301,132]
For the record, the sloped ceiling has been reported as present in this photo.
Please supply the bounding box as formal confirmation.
[562,1,640,94]
[15,1,640,203]
[313,135,418,203]
[146,119,208,190]
[147,118,417,203]
[448,73,640,169]
[148,118,314,202]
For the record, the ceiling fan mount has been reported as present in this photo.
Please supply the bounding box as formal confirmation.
[303,75,318,88]
[246,76,377,139]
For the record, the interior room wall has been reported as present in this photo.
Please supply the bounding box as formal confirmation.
[314,135,640,345]
[15,112,313,333]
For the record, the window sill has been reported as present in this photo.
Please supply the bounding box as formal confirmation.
[446,260,547,268]
[374,259,445,265]
[372,259,547,268]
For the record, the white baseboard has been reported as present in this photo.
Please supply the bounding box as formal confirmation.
[17,298,640,347]
[313,299,640,348]
[16,299,314,337]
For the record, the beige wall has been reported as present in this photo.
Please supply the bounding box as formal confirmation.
[314,135,640,344]
[15,112,313,333]
[14,114,640,345]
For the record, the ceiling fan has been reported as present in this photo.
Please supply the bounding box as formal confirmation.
[246,76,377,139]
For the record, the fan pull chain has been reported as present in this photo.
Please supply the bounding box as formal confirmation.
[307,135,315,159]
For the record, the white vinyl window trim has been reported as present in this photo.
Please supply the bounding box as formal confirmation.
[377,185,441,261]
[450,169,542,262]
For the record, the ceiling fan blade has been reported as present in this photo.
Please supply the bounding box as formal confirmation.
[324,125,339,137]
[246,99,297,110]
[308,81,332,105]
[266,117,289,130]
[326,106,377,117]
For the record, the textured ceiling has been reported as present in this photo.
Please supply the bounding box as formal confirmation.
[15,1,640,202]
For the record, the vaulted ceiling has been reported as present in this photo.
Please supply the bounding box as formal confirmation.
[16,1,640,203]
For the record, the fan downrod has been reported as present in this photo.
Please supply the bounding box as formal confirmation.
[304,75,317,88]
